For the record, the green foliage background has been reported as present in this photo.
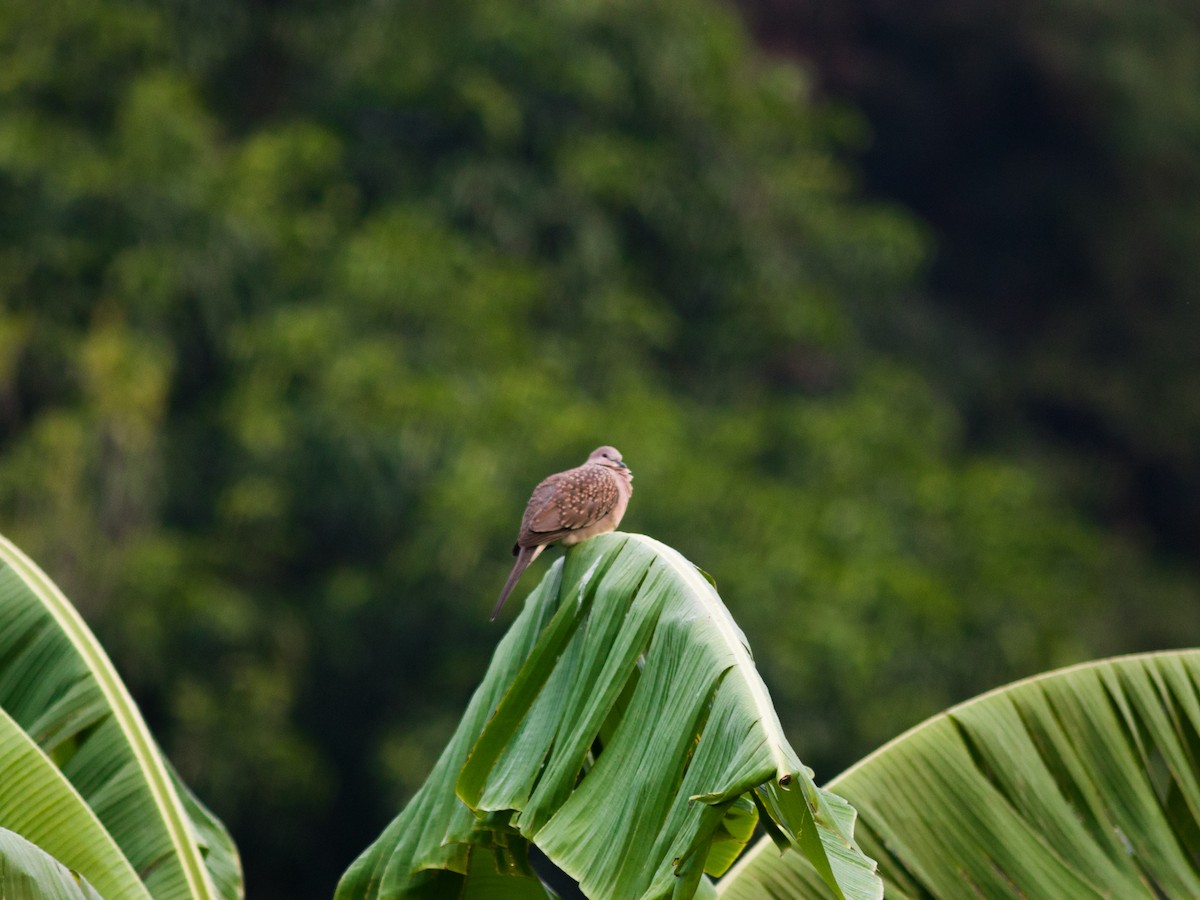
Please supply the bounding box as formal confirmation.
[0,0,1196,896]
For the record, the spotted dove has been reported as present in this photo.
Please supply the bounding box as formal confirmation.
[491,445,633,619]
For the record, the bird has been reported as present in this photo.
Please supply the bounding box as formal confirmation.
[491,445,633,619]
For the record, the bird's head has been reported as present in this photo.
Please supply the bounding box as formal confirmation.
[587,445,630,472]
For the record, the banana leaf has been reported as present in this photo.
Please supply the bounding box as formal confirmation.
[0,534,243,899]
[338,533,879,900]
[0,826,105,900]
[717,649,1200,899]
[0,705,148,899]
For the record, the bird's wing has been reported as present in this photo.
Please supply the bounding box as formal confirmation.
[523,466,618,538]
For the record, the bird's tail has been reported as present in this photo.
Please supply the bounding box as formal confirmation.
[491,544,544,620]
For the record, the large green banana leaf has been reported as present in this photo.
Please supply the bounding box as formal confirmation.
[0,826,105,900]
[717,649,1200,899]
[338,533,880,900]
[0,534,243,899]
[0,703,148,899]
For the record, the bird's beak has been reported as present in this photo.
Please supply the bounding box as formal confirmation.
[617,461,628,469]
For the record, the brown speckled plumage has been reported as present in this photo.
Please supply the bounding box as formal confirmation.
[491,446,633,619]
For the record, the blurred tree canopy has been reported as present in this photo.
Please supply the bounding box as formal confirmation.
[0,0,1196,897]
[743,0,1200,558]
